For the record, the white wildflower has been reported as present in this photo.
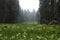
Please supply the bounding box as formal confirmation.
[57,37,60,40]
[36,36,47,40]
[31,38,33,40]
[16,33,21,36]
[11,35,15,39]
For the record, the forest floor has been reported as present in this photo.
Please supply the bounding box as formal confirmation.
[0,24,60,40]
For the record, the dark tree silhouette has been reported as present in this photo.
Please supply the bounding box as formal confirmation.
[39,0,58,24]
[0,0,20,23]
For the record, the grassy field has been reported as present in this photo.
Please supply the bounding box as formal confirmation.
[0,24,60,40]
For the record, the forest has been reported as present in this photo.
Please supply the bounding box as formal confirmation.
[0,0,59,24]
[0,0,60,40]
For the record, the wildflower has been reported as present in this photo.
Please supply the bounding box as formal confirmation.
[36,36,47,40]
[16,33,21,36]
[11,35,15,39]
[23,35,26,38]
[57,37,60,40]
[30,38,33,40]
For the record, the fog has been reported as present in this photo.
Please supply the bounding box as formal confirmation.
[18,0,40,24]
[18,9,40,24]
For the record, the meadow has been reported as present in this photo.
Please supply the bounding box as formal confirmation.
[0,24,60,40]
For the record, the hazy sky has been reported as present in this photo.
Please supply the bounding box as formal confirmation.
[19,0,39,12]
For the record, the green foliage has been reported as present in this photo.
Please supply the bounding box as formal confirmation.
[0,24,60,40]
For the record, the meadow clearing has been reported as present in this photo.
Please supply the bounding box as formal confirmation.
[0,24,60,40]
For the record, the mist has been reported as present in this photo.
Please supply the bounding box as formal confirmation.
[18,9,40,24]
[18,0,40,24]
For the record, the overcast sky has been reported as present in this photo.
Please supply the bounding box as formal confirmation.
[19,0,39,12]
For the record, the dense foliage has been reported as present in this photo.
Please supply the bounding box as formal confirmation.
[0,24,60,40]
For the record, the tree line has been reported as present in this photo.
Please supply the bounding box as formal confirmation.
[0,0,19,23]
[0,0,60,24]
[38,0,59,24]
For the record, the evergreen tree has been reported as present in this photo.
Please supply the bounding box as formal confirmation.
[39,0,59,24]
[0,0,20,23]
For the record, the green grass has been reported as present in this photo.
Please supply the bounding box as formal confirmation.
[0,24,60,40]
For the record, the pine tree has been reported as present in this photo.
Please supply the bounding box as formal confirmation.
[0,0,20,23]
